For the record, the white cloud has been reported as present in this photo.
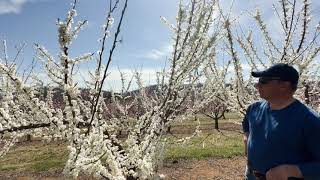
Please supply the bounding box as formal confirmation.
[102,68,161,92]
[142,44,172,60]
[0,0,48,15]
[0,0,28,14]
[35,67,162,92]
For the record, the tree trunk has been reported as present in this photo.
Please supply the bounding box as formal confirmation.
[214,118,219,130]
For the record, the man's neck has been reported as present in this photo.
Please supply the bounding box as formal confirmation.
[268,96,296,110]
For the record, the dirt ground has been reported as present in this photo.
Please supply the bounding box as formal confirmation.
[159,156,245,180]
[0,156,246,180]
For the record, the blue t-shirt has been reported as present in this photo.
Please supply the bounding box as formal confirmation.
[242,100,320,179]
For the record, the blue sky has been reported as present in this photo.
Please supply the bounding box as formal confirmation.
[0,0,177,62]
[0,0,319,91]
[0,0,178,90]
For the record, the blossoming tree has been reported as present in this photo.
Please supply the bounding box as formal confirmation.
[0,0,224,179]
[222,0,320,114]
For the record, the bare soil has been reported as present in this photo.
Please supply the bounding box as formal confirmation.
[159,157,245,180]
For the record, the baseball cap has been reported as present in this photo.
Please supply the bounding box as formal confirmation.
[251,63,299,85]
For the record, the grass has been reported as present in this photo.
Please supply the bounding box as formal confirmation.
[0,131,244,174]
[165,131,244,159]
[0,113,244,174]
[0,142,67,173]
[171,113,241,126]
[31,159,66,172]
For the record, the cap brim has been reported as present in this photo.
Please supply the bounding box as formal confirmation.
[251,71,264,77]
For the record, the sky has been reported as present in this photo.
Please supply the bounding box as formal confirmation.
[0,0,319,91]
[0,0,178,91]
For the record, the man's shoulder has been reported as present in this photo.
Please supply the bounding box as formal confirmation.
[304,106,320,121]
[248,100,268,110]
[294,100,320,121]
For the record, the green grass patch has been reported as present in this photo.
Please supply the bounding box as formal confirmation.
[0,123,244,174]
[165,131,244,159]
[31,159,66,172]
[0,142,68,173]
[171,113,241,126]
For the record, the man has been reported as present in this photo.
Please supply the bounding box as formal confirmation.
[242,63,320,180]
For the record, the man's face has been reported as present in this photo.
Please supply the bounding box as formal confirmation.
[254,77,283,100]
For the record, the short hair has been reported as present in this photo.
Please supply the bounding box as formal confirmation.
[290,82,298,92]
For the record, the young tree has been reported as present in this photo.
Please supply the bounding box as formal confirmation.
[196,59,231,130]
[222,0,320,114]
[0,0,223,179]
